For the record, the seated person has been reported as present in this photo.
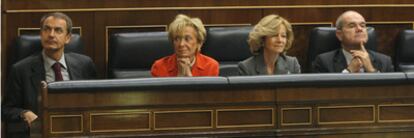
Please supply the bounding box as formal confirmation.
[2,12,97,137]
[312,10,393,73]
[151,14,219,77]
[238,14,300,75]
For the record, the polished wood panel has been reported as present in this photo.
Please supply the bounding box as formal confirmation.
[18,27,82,36]
[276,85,412,102]
[50,115,83,134]
[90,111,150,132]
[379,104,414,122]
[181,10,261,25]
[154,110,212,130]
[216,108,274,128]
[281,107,312,126]
[318,105,375,125]
[4,0,414,10]
[47,89,276,108]
[107,26,167,36]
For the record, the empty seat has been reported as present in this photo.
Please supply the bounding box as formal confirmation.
[202,26,253,76]
[108,32,173,78]
[395,30,414,72]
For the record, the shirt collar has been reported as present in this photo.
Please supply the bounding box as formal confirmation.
[191,53,206,71]
[342,48,353,65]
[189,57,196,67]
[42,50,67,69]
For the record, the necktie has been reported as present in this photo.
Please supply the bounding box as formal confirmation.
[52,62,63,81]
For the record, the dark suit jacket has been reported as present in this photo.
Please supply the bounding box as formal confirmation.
[2,52,96,136]
[312,49,394,73]
[238,53,301,75]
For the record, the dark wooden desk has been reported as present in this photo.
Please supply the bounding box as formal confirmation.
[38,73,414,137]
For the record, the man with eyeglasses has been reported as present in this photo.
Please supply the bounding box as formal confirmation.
[2,12,96,137]
[312,10,393,73]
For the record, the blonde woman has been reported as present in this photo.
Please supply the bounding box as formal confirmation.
[238,14,300,75]
[151,14,219,77]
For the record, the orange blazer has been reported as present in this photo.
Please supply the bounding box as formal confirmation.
[151,53,219,77]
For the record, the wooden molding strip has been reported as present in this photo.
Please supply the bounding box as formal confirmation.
[18,27,82,36]
[6,4,414,13]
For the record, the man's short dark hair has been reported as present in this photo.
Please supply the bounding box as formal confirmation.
[40,12,73,35]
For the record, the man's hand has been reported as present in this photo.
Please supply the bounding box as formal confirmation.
[347,57,362,73]
[22,110,38,127]
[177,57,192,76]
[350,41,377,72]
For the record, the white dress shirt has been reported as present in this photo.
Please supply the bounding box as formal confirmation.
[341,48,364,73]
[42,50,70,82]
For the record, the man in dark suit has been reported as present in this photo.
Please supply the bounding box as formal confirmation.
[2,12,96,137]
[312,11,393,73]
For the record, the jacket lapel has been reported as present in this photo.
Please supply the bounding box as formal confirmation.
[29,54,45,112]
[254,54,267,75]
[255,54,290,74]
[30,54,45,90]
[275,55,289,74]
[367,50,381,71]
[65,53,80,80]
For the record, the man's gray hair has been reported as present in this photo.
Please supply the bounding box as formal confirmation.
[335,10,359,30]
[335,15,344,30]
[40,12,73,35]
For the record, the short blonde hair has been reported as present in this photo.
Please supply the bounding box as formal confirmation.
[168,14,206,51]
[248,14,294,55]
